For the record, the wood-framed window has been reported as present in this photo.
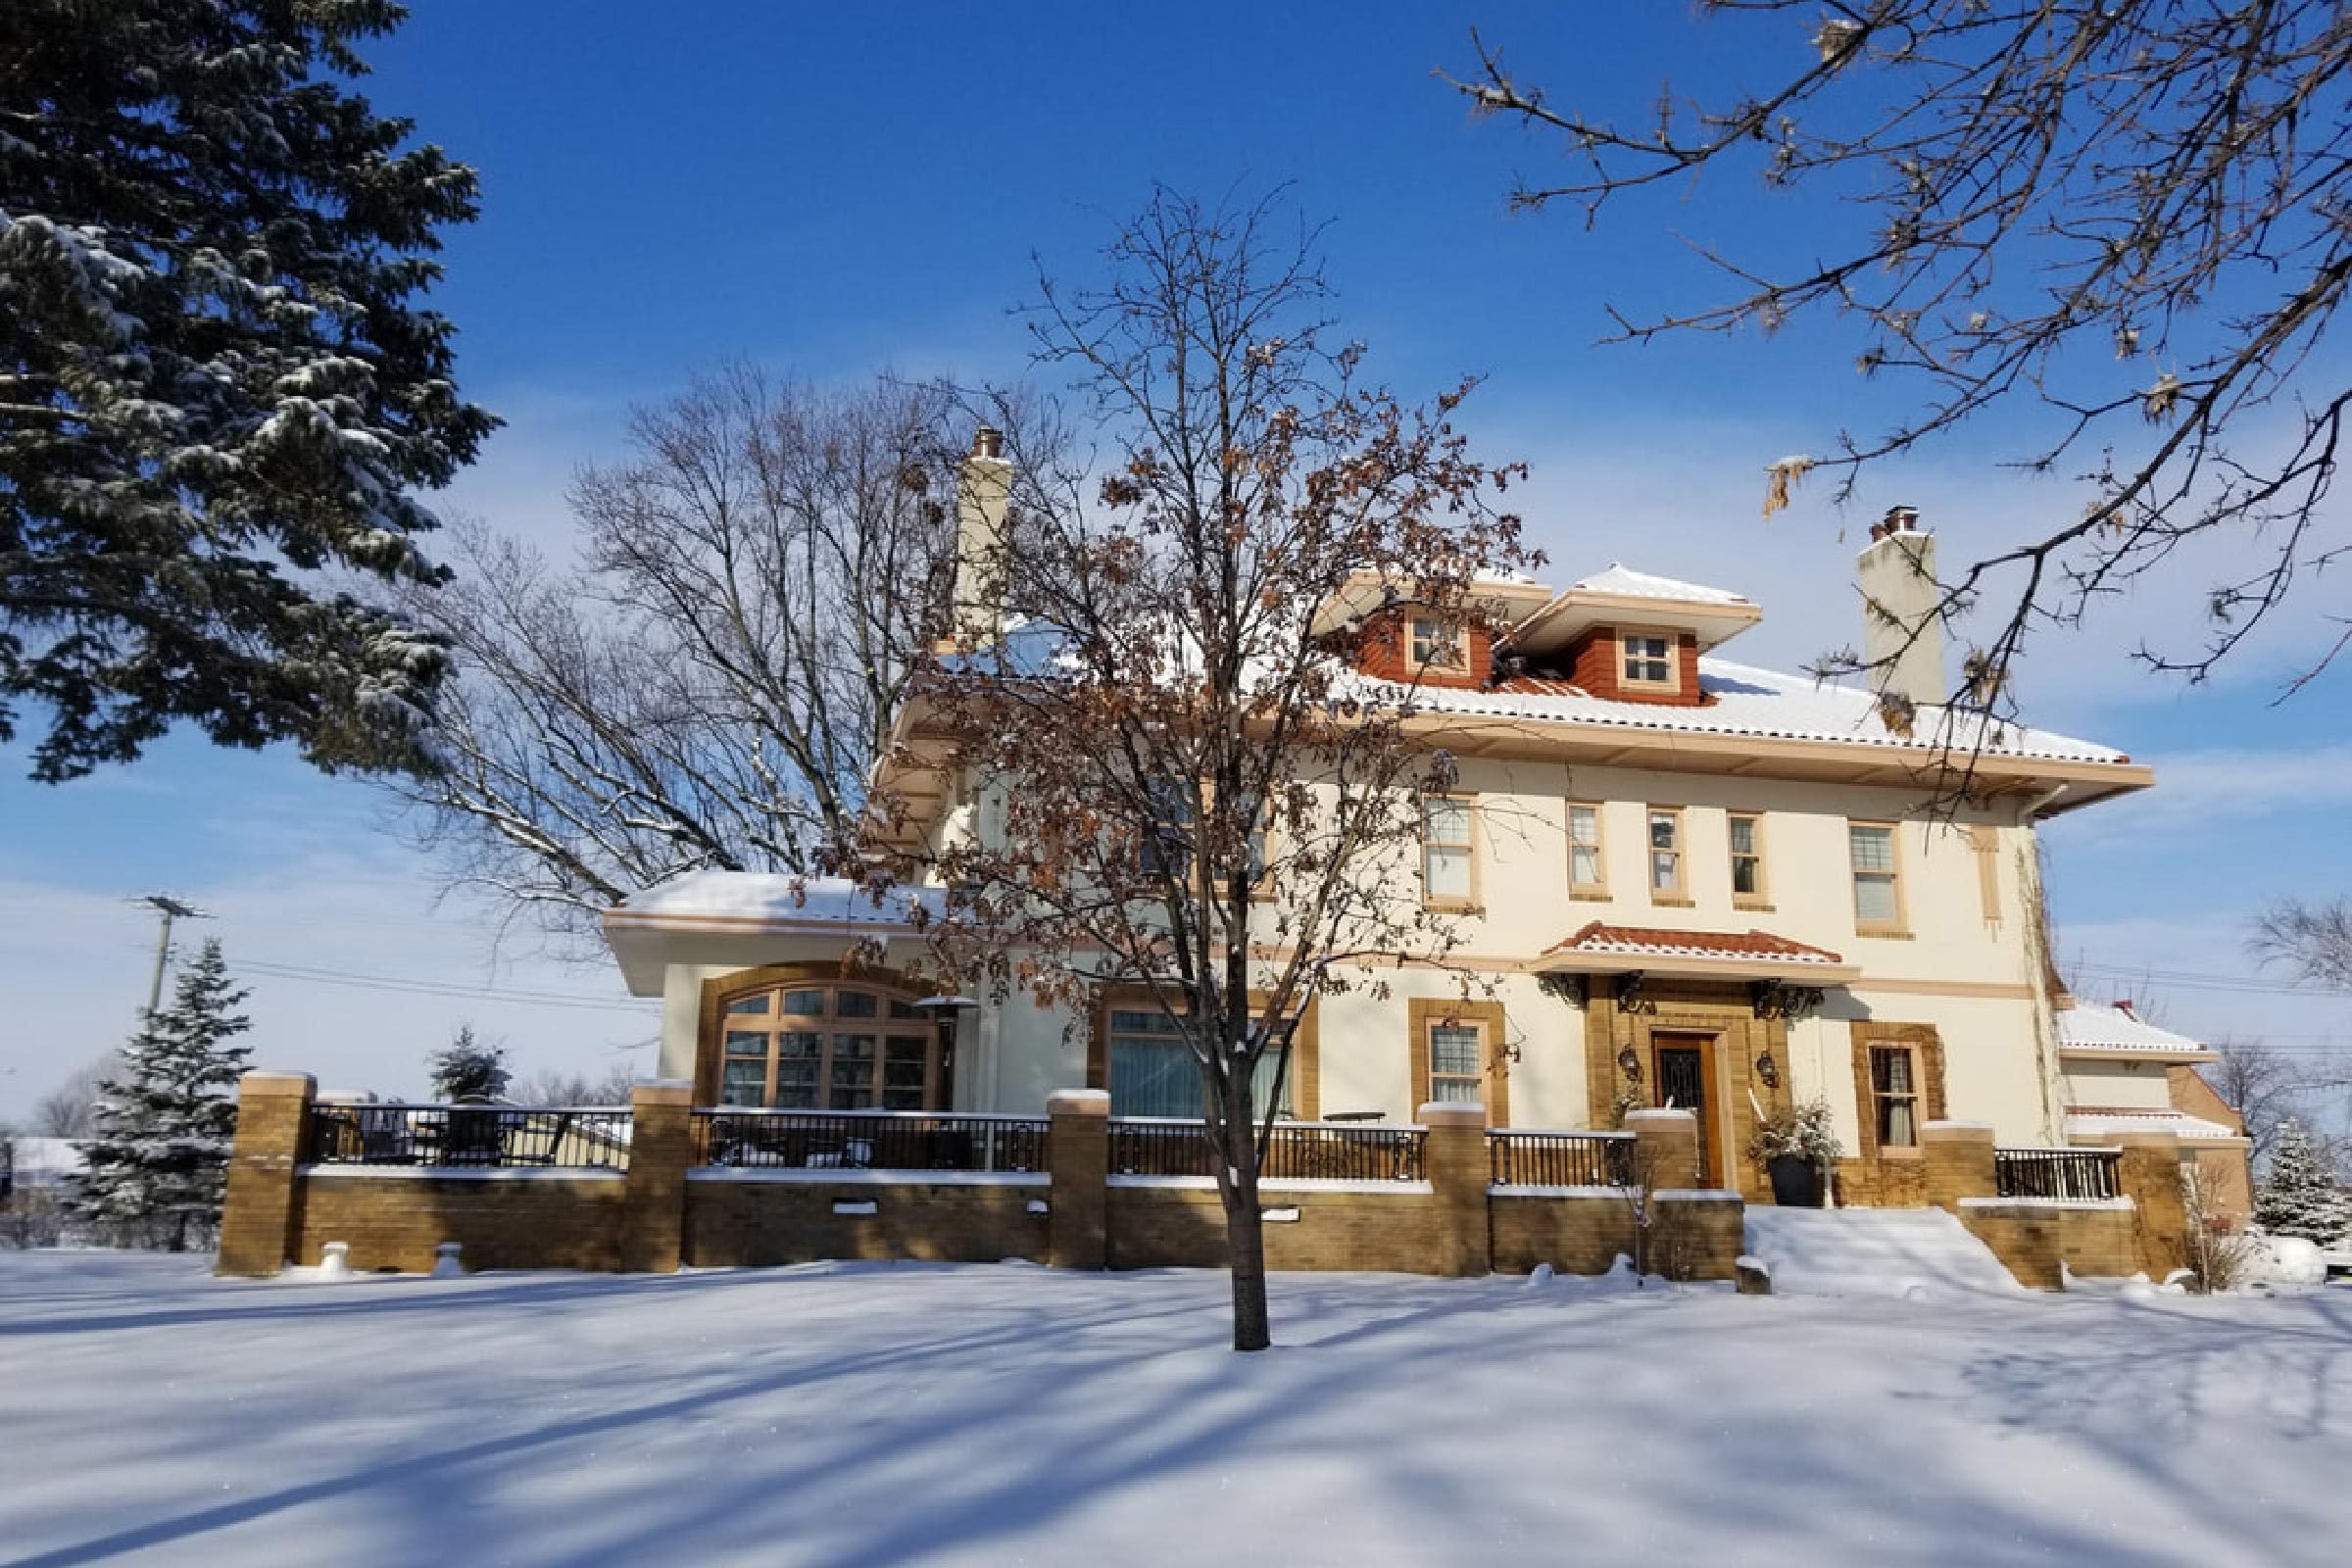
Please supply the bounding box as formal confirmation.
[1646,807,1686,900]
[1426,1018,1486,1104]
[1848,821,1907,933]
[1619,629,1679,692]
[715,982,940,1111]
[1139,778,1194,879]
[1104,1005,1291,1119]
[1567,801,1607,897]
[1869,1044,1921,1149]
[1421,794,1478,908]
[1728,810,1768,906]
[1407,614,1469,673]
[1407,998,1509,1125]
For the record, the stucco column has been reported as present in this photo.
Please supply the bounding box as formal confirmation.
[1418,1101,1491,1278]
[217,1071,316,1277]
[619,1080,694,1273]
[1047,1089,1109,1269]
[2113,1128,2188,1279]
[1922,1120,1997,1213]
[1624,1107,1701,1191]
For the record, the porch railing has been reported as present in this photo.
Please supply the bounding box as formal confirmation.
[1488,1129,1635,1189]
[1106,1117,1427,1183]
[1993,1147,2122,1201]
[692,1109,1050,1174]
[305,1103,632,1169]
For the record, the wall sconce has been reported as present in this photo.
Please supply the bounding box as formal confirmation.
[1616,1045,1642,1082]
[1755,1051,1781,1090]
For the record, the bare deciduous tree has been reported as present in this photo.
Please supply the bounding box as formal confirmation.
[876,187,1534,1352]
[31,1056,111,1138]
[388,369,961,947]
[1446,3,2349,703]
[2251,897,2352,991]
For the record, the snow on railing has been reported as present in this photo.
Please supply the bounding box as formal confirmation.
[305,1104,632,1170]
[692,1108,1050,1174]
[1488,1129,1634,1189]
[1993,1147,2121,1201]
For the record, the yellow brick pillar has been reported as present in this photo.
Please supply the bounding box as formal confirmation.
[217,1071,316,1277]
[1922,1121,1997,1214]
[1624,1107,1701,1192]
[618,1080,694,1273]
[1418,1101,1491,1278]
[1047,1089,1110,1269]
[2114,1128,2188,1280]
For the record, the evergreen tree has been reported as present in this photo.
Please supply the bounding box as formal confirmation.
[1,1,496,782]
[73,939,252,1250]
[2254,1118,2350,1245]
[427,1026,508,1102]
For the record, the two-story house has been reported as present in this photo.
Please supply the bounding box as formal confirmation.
[602,442,2247,1211]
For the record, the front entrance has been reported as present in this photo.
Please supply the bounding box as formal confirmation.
[1651,1032,1723,1186]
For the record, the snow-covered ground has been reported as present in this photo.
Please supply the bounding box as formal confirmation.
[2,1253,2347,1566]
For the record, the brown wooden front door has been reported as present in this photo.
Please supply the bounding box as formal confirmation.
[1651,1032,1723,1187]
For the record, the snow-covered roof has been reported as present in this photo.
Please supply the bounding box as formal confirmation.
[2056,1004,2215,1060]
[612,871,947,931]
[1369,657,2129,765]
[2065,1106,2244,1144]
[1570,564,1751,607]
[1545,922,1844,965]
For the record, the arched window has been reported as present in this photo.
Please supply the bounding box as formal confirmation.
[714,982,942,1111]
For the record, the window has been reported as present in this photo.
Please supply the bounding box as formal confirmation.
[1621,631,1675,687]
[1567,802,1606,895]
[1140,779,1194,879]
[1849,822,1904,930]
[1870,1046,1919,1148]
[1728,811,1767,905]
[1106,1007,1290,1119]
[1408,615,1467,671]
[713,983,941,1111]
[1426,1020,1486,1104]
[1646,808,1684,898]
[1421,796,1476,906]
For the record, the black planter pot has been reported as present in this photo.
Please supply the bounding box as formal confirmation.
[1768,1153,1824,1208]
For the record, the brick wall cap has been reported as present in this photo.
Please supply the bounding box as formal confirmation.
[1654,1188,1743,1202]
[1922,1120,1996,1141]
[631,1081,695,1107]
[1622,1107,1697,1129]
[238,1070,316,1097]
[1047,1089,1111,1117]
[2108,1129,2183,1151]
[1416,1101,1487,1128]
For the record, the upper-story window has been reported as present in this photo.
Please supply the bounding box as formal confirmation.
[1729,811,1768,906]
[1408,615,1468,672]
[1849,821,1906,933]
[1421,795,1477,907]
[1646,808,1685,899]
[1567,802,1607,896]
[1620,630,1676,689]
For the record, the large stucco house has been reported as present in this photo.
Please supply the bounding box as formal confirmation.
[600,444,2250,1213]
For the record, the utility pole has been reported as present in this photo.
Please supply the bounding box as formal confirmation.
[130,894,209,1019]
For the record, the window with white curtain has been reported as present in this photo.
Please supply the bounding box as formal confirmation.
[1850,822,1902,928]
[1422,796,1475,906]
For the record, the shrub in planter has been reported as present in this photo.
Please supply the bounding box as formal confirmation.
[1749,1098,1842,1207]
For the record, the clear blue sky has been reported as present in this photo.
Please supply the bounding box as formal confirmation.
[3,1,2346,1115]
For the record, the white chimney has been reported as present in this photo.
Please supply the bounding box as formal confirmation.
[1855,505,1945,709]
[950,426,1012,648]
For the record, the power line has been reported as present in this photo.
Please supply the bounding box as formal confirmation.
[2073,959,2349,1000]
[231,956,655,1014]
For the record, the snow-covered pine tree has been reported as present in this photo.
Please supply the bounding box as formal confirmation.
[2253,1118,2350,1245]
[427,1026,509,1102]
[73,939,253,1251]
[1,1,496,783]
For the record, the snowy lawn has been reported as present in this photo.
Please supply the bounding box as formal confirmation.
[2,1253,2348,1567]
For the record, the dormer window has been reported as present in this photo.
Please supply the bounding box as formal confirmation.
[1620,630,1676,689]
[1408,615,1468,672]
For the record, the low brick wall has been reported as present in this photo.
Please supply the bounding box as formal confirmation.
[292,1169,627,1273]
[684,1172,1049,1267]
[1958,1199,2140,1290]
[1490,1189,1635,1275]
[1106,1179,1448,1273]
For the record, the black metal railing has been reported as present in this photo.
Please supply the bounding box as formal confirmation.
[305,1103,632,1169]
[1105,1118,1427,1183]
[1489,1130,1635,1189]
[1994,1147,2122,1201]
[692,1110,1050,1173]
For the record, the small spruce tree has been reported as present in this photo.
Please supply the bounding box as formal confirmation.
[2253,1118,2350,1245]
[427,1026,510,1102]
[73,939,252,1251]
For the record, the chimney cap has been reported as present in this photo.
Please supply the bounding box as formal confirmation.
[1883,504,1921,533]
[2113,999,2136,1018]
[971,426,1004,461]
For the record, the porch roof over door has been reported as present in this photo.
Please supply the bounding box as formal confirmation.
[1532,920,1862,985]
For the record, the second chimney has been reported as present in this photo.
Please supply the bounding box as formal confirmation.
[1855,505,1945,710]
[950,426,1012,648]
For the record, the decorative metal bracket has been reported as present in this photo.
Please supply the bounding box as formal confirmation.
[1614,970,1647,1011]
[1750,978,1826,1021]
[1536,972,1588,1007]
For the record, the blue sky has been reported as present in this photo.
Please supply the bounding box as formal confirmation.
[3,1,2346,1115]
